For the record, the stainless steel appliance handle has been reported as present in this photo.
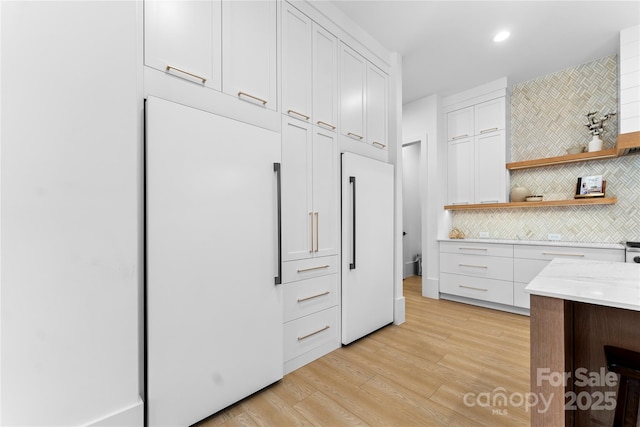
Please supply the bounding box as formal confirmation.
[274,163,282,285]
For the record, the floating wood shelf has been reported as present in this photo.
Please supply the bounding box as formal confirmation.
[506,149,617,170]
[444,197,617,211]
[506,132,640,170]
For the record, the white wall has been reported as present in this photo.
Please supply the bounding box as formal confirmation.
[402,95,446,299]
[1,1,142,424]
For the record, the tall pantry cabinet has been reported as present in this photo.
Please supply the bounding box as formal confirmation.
[281,2,341,374]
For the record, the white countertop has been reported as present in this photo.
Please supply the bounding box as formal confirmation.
[438,238,625,249]
[525,258,640,311]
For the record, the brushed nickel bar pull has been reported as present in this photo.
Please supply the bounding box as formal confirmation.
[372,141,386,148]
[451,134,468,140]
[238,91,267,106]
[317,120,336,130]
[287,109,310,121]
[309,212,314,253]
[314,212,319,252]
[297,265,330,273]
[542,252,585,257]
[480,127,498,134]
[451,202,470,205]
[297,291,330,303]
[459,285,488,291]
[459,263,488,269]
[480,200,499,204]
[347,132,363,140]
[298,325,330,341]
[458,247,488,251]
[165,65,207,83]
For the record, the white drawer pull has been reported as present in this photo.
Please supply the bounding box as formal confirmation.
[459,285,488,292]
[458,247,488,251]
[459,263,488,269]
[297,291,330,303]
[542,252,585,257]
[297,265,330,273]
[298,325,330,341]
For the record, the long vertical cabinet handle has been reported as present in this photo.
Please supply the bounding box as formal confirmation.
[274,163,282,285]
[349,176,356,270]
[314,212,319,252]
[309,212,314,253]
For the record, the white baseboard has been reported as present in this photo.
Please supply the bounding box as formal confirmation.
[393,296,406,325]
[85,397,144,427]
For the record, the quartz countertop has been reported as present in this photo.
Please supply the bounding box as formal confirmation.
[438,238,625,250]
[525,258,640,311]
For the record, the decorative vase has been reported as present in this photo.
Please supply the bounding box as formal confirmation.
[588,134,603,152]
[510,185,530,202]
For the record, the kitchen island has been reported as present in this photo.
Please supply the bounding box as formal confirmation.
[526,258,640,426]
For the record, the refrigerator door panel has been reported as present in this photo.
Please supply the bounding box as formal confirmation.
[146,96,282,426]
[341,152,394,345]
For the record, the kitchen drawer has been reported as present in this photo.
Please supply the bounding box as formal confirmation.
[283,255,339,283]
[513,282,530,309]
[440,252,513,282]
[514,258,550,284]
[514,245,624,262]
[440,241,513,258]
[440,273,513,306]
[283,306,339,361]
[283,274,338,323]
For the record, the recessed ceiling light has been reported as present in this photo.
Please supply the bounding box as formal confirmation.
[493,31,510,43]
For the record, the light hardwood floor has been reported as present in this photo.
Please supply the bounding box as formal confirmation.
[198,276,531,426]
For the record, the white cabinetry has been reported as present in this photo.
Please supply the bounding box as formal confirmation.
[439,242,514,306]
[340,43,389,151]
[619,25,640,134]
[446,96,508,205]
[282,3,338,130]
[439,241,625,313]
[222,0,277,110]
[145,0,221,90]
[513,244,625,309]
[281,117,339,261]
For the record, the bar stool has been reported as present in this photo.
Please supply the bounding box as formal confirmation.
[604,345,640,427]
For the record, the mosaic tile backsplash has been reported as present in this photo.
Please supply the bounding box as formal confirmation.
[451,55,640,243]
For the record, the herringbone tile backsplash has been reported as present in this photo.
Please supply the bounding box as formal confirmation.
[451,55,640,243]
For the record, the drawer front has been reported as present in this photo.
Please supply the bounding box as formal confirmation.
[514,258,550,284]
[514,245,624,262]
[283,255,339,283]
[440,273,513,305]
[283,274,339,323]
[440,252,513,282]
[440,241,513,258]
[284,306,339,361]
[513,282,530,309]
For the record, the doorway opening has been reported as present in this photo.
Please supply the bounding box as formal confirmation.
[402,140,422,281]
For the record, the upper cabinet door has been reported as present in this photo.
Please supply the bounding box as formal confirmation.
[474,97,505,135]
[475,130,507,204]
[222,0,277,111]
[282,4,312,122]
[447,107,474,141]
[447,137,474,205]
[145,0,221,90]
[313,24,338,132]
[366,64,388,150]
[340,43,366,141]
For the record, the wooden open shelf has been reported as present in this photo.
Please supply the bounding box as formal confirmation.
[506,131,640,170]
[444,197,617,211]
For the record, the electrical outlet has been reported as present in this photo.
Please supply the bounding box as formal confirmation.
[479,231,489,238]
[548,233,562,241]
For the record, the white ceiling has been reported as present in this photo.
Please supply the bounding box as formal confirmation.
[327,0,640,104]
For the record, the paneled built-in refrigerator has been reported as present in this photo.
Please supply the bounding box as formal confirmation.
[341,152,394,345]
[145,97,283,426]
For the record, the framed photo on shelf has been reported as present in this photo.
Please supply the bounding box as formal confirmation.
[575,175,606,198]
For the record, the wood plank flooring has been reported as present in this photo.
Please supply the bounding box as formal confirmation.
[197,276,531,426]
